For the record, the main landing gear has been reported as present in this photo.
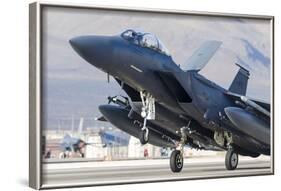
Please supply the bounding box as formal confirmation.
[214,131,239,170]
[225,147,239,170]
[170,126,188,172]
[170,150,183,172]
[139,91,155,145]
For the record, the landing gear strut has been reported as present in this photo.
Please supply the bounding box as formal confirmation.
[139,91,155,145]
[225,147,239,170]
[170,125,189,172]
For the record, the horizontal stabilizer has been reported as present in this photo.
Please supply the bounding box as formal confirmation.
[224,91,270,114]
[185,40,222,71]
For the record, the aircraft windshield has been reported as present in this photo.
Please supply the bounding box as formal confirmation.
[121,29,170,56]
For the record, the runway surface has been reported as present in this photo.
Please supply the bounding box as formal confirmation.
[42,156,272,188]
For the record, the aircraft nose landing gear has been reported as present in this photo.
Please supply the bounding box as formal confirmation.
[139,125,149,145]
[139,91,155,145]
[225,147,239,170]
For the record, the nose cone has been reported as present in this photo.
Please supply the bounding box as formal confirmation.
[69,35,112,70]
[98,104,120,118]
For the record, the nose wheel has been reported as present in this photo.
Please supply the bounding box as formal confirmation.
[139,101,149,145]
[139,91,155,145]
[139,127,149,145]
[225,147,239,170]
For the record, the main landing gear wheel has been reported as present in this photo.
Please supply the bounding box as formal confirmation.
[170,150,183,172]
[139,128,149,145]
[169,125,189,173]
[225,148,239,170]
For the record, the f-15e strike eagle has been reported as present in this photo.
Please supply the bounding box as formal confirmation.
[69,29,271,172]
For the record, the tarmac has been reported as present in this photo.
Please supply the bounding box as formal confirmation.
[42,156,272,188]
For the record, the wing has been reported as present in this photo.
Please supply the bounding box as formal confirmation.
[184,40,222,71]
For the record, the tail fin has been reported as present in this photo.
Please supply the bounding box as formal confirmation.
[228,63,250,95]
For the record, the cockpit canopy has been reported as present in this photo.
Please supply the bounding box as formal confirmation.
[121,29,170,56]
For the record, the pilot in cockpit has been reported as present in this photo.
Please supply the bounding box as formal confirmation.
[121,29,170,56]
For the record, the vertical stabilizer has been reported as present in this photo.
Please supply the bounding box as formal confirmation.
[228,63,250,95]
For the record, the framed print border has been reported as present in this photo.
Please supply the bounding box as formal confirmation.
[29,1,274,189]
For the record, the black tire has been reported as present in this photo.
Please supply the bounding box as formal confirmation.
[225,148,239,170]
[139,129,149,145]
[170,150,183,172]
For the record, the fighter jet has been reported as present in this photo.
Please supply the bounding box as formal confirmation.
[59,134,86,158]
[69,29,271,172]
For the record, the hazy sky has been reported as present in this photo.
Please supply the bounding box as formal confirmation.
[41,6,272,128]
